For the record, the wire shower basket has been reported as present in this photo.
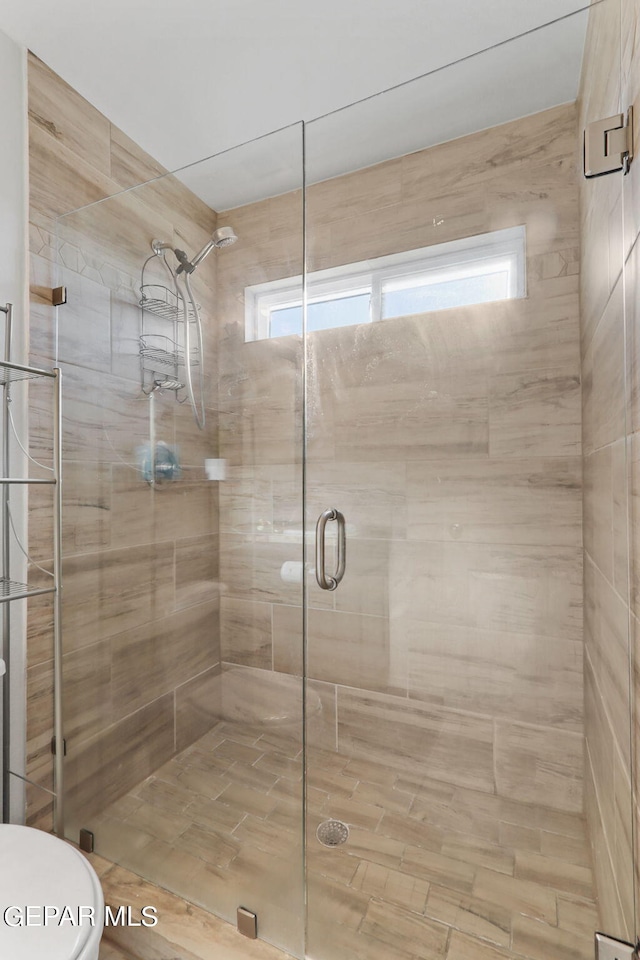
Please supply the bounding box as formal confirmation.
[139,284,199,323]
[139,334,200,371]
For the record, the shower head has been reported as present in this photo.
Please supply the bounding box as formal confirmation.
[151,227,238,274]
[211,226,238,248]
[188,226,238,271]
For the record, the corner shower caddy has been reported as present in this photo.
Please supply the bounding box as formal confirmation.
[0,301,63,834]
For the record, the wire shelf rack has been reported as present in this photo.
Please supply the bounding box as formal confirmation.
[139,284,199,323]
[0,365,54,386]
[139,335,199,370]
[0,577,55,603]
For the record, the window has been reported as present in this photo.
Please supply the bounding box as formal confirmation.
[245,225,526,341]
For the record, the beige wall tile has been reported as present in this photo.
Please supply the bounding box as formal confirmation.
[584,444,615,582]
[108,464,154,548]
[489,367,581,458]
[337,687,495,794]
[557,894,600,939]
[407,458,581,545]
[63,639,112,743]
[306,461,406,540]
[62,542,175,649]
[56,461,112,556]
[494,720,583,812]
[175,535,219,611]
[110,126,167,191]
[391,541,582,641]
[66,694,175,823]
[26,658,54,801]
[579,0,623,342]
[29,118,120,221]
[330,372,489,463]
[175,664,223,754]
[153,481,217,542]
[307,607,404,695]
[272,603,303,676]
[28,54,111,177]
[584,557,632,766]
[312,538,391,619]
[622,0,640,253]
[587,751,629,939]
[57,268,112,372]
[613,737,635,935]
[407,623,582,732]
[111,600,220,720]
[582,274,626,455]
[220,536,304,606]
[220,596,272,668]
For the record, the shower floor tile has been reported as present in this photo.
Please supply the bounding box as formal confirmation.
[90,721,598,960]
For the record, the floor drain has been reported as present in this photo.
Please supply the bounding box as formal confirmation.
[316,819,349,847]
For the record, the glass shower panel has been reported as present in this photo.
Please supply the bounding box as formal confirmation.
[55,124,305,955]
[303,8,631,960]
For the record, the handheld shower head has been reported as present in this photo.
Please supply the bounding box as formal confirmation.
[188,226,238,271]
[151,227,238,274]
[211,226,238,248]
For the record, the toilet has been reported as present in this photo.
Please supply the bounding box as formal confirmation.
[0,825,104,960]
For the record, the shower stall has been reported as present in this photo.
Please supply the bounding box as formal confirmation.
[16,2,640,958]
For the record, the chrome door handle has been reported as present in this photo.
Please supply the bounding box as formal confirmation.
[315,508,346,591]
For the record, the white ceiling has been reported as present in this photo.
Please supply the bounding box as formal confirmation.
[0,0,591,209]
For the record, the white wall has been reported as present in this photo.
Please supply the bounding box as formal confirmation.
[0,26,28,822]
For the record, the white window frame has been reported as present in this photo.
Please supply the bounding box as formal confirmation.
[244,225,526,341]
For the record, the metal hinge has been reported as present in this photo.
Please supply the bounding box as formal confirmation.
[51,286,67,306]
[595,933,637,960]
[79,828,95,853]
[584,107,634,177]
[50,735,67,757]
[237,907,257,939]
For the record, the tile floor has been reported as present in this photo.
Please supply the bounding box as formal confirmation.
[99,942,135,960]
[87,720,599,960]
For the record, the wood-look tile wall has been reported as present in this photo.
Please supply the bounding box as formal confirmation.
[217,104,583,812]
[578,0,639,942]
[26,54,222,830]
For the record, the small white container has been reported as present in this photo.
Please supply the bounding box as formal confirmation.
[204,458,227,481]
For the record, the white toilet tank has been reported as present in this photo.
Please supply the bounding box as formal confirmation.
[0,825,104,960]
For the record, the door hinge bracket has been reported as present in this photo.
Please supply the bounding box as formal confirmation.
[79,828,94,853]
[50,735,67,757]
[51,286,67,307]
[237,907,257,939]
[584,107,634,177]
[595,932,637,960]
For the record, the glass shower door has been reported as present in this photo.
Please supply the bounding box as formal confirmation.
[302,9,631,960]
[53,124,306,955]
